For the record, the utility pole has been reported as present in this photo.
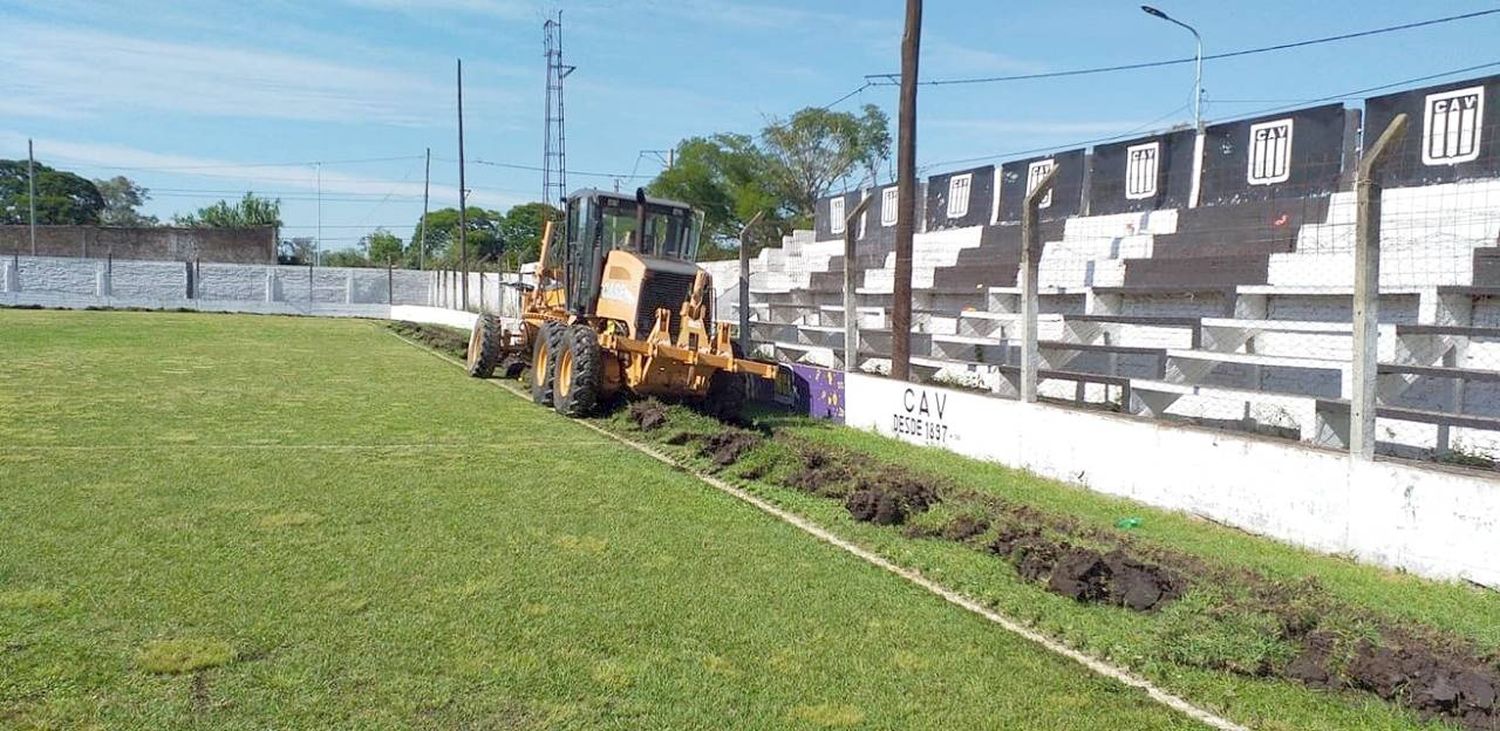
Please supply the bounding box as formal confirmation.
[543,12,576,206]
[27,139,37,255]
[890,0,922,382]
[457,58,469,310]
[315,162,322,266]
[418,147,431,271]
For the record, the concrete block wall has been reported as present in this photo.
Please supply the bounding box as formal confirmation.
[0,255,438,309]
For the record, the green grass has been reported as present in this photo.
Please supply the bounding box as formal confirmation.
[0,310,1206,729]
[604,403,1500,731]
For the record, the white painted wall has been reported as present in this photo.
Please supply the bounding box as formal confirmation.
[844,372,1500,587]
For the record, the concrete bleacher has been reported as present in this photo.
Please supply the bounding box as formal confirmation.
[713,76,1500,462]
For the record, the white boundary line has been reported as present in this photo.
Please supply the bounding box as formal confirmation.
[2,441,608,453]
[388,329,1250,731]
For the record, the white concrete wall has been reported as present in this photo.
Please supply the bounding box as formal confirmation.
[845,372,1500,587]
[1,255,437,307]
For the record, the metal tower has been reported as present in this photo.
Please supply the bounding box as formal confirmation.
[542,11,575,206]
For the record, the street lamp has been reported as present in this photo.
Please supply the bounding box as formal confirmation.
[1141,5,1203,131]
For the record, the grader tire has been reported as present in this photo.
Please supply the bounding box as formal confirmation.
[553,324,603,418]
[466,314,502,378]
[703,342,749,422]
[531,321,566,406]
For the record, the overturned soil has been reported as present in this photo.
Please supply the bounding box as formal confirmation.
[628,402,669,431]
[594,391,1500,730]
[391,321,468,361]
[701,431,761,467]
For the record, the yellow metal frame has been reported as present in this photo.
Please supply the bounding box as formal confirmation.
[496,216,779,400]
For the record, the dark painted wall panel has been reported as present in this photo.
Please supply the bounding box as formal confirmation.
[998,149,1086,223]
[1088,129,1197,215]
[925,165,995,230]
[1198,104,1346,207]
[814,191,863,242]
[1365,74,1500,186]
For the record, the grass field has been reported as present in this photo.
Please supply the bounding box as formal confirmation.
[0,310,1208,729]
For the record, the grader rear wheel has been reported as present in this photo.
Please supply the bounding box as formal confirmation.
[466,314,501,378]
[553,324,603,418]
[531,321,566,406]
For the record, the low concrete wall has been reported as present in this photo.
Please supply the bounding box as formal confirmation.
[0,255,434,308]
[844,372,1500,586]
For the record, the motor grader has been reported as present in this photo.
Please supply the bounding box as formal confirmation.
[465,188,778,418]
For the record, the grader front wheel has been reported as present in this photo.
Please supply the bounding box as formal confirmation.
[553,324,603,418]
[531,321,566,406]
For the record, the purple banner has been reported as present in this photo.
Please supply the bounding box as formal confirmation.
[763,364,845,422]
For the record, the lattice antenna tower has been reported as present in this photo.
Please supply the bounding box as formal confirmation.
[542,11,575,207]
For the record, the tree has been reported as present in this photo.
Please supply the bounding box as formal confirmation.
[648,134,783,259]
[0,159,106,225]
[496,202,560,268]
[647,104,892,261]
[279,237,314,265]
[362,229,404,265]
[760,104,891,223]
[173,193,282,228]
[94,176,158,226]
[408,206,501,268]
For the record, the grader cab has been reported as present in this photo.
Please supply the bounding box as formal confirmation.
[465,188,778,418]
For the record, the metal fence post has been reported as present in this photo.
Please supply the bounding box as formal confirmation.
[1017,166,1059,402]
[738,211,764,356]
[388,258,394,305]
[843,196,873,373]
[1351,113,1408,460]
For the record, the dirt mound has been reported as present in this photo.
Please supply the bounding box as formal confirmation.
[786,447,857,498]
[1339,644,1500,730]
[629,402,668,431]
[988,531,1179,611]
[662,431,696,446]
[940,514,989,542]
[701,431,761,467]
[845,489,908,525]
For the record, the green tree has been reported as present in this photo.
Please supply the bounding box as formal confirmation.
[0,159,106,225]
[496,202,560,268]
[362,229,404,265]
[647,104,891,261]
[408,206,501,268]
[173,193,282,228]
[648,134,783,260]
[93,176,158,226]
[760,104,891,222]
[319,249,370,268]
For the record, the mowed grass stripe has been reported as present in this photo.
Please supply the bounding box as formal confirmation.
[0,309,1203,729]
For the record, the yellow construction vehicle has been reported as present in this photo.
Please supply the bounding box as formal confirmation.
[465,188,778,418]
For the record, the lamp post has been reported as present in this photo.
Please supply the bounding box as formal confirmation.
[1141,5,1202,131]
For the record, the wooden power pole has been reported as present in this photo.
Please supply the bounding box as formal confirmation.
[418,147,431,271]
[891,0,922,381]
[457,59,469,309]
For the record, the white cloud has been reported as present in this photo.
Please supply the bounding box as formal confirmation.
[0,131,524,210]
[0,22,511,126]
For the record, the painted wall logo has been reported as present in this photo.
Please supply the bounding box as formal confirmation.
[1125,141,1160,200]
[892,386,951,444]
[1247,118,1293,185]
[1423,85,1484,165]
[1026,159,1055,208]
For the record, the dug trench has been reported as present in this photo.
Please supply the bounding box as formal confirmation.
[394,323,1500,729]
[616,400,1500,731]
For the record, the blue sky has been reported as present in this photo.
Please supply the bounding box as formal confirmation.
[3,0,1497,253]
